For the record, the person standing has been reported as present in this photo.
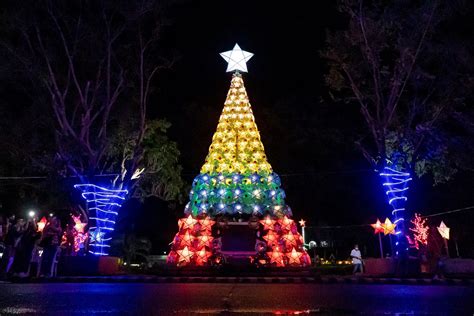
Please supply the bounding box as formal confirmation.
[11,218,39,277]
[351,244,363,274]
[39,217,62,277]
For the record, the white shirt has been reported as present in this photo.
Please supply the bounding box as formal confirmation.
[351,249,362,264]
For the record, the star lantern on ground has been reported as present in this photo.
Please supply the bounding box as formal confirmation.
[437,221,450,240]
[371,218,384,234]
[382,218,397,235]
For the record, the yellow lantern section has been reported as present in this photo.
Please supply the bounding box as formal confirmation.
[200,73,272,175]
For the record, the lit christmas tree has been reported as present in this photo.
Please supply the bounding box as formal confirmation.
[168,44,310,267]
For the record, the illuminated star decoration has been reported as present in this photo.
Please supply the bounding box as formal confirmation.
[437,221,450,240]
[282,231,298,248]
[195,248,212,266]
[287,248,303,265]
[260,216,275,231]
[263,230,280,246]
[37,217,48,232]
[72,215,87,234]
[371,218,384,234]
[90,230,105,243]
[279,216,294,231]
[382,218,397,235]
[267,249,285,266]
[177,246,194,264]
[299,219,306,227]
[179,215,198,230]
[220,43,254,72]
[199,217,215,231]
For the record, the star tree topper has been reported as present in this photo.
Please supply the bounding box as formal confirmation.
[220,43,254,72]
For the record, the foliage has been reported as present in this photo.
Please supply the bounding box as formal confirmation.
[110,119,186,202]
[322,0,474,182]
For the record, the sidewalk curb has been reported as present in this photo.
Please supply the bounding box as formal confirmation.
[12,276,474,286]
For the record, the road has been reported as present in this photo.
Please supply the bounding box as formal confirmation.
[0,282,473,315]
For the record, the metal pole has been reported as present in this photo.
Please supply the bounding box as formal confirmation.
[389,234,393,257]
[378,233,384,258]
[444,239,450,258]
[455,240,460,257]
[302,226,306,246]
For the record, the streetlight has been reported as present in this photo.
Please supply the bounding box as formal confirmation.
[28,210,36,218]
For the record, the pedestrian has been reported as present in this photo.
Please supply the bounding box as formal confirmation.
[350,244,363,274]
[39,217,62,277]
[2,217,26,275]
[11,217,39,277]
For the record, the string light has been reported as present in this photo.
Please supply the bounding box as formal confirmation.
[74,184,128,256]
[380,166,412,236]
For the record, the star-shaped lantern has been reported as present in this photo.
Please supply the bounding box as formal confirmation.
[195,248,212,266]
[220,43,254,72]
[279,216,294,231]
[371,218,384,234]
[437,221,450,240]
[260,216,275,231]
[263,230,280,246]
[72,215,87,234]
[298,219,306,227]
[267,250,285,267]
[282,231,299,248]
[382,218,397,235]
[179,215,198,230]
[177,246,194,264]
[286,248,303,265]
[178,231,195,248]
[90,230,105,243]
[196,234,214,249]
[37,217,47,232]
[199,217,215,232]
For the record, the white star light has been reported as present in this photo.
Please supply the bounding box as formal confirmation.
[220,43,253,73]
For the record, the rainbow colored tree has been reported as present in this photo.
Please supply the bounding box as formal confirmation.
[168,44,309,267]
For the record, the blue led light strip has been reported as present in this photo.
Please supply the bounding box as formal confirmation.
[74,184,128,256]
[380,166,412,240]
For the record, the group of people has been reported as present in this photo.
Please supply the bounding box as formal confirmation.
[0,215,62,278]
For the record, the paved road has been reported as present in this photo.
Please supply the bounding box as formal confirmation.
[1,282,473,315]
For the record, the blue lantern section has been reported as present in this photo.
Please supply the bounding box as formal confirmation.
[379,166,412,252]
[74,184,128,256]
